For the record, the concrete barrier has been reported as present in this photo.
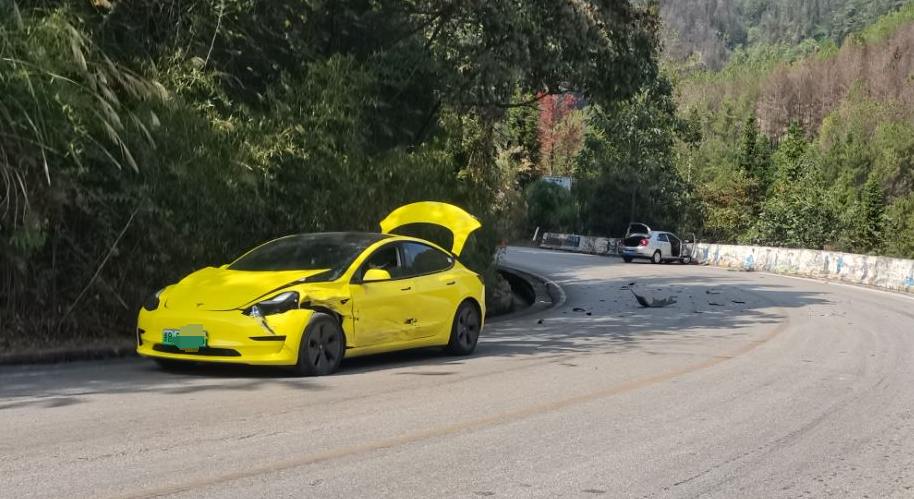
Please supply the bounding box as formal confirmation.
[539,232,914,295]
[540,232,622,256]
[692,243,914,295]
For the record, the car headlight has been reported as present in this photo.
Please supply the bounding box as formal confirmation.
[143,288,165,311]
[243,291,299,317]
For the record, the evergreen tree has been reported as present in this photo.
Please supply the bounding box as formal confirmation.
[860,176,886,251]
[774,122,809,183]
[739,115,774,211]
[739,115,760,174]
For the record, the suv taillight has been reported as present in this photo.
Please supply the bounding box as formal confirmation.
[639,238,649,246]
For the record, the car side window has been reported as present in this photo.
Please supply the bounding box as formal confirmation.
[358,243,404,280]
[401,242,453,277]
[657,233,669,243]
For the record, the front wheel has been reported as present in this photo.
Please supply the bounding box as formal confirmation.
[680,256,692,264]
[445,302,481,355]
[651,251,662,264]
[292,313,345,376]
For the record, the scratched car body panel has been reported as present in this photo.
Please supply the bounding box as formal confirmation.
[136,202,485,374]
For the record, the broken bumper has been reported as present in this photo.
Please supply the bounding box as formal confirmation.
[136,307,315,365]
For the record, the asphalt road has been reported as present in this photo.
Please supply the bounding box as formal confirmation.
[2,247,913,499]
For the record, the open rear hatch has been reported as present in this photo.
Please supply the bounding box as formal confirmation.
[623,235,647,247]
[380,201,481,256]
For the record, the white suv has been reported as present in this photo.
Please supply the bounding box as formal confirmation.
[620,224,692,264]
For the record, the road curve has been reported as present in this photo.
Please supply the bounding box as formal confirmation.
[1,247,913,498]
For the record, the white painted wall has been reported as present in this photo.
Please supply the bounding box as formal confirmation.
[539,232,914,295]
[692,243,914,294]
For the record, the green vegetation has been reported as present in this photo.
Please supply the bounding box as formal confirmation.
[657,0,908,69]
[675,2,914,257]
[4,0,914,353]
[0,0,660,349]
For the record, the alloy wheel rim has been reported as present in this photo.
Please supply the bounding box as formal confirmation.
[456,307,479,349]
[308,323,340,371]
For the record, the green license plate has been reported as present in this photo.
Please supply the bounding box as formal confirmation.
[163,326,207,349]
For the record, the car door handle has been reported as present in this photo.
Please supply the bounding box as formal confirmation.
[400,286,411,291]
[446,281,456,286]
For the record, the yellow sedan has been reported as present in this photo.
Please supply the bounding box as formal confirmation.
[136,202,485,375]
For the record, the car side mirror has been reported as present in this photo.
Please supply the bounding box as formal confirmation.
[363,268,392,282]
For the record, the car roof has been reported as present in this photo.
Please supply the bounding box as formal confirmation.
[279,232,391,243]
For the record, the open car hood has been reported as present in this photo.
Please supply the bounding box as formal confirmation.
[165,267,328,311]
[380,201,481,256]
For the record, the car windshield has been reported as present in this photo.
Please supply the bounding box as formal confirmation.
[229,233,389,272]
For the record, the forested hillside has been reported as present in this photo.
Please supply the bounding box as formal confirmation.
[658,0,907,68]
[0,0,659,348]
[676,3,914,257]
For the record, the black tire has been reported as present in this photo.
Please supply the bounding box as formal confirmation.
[445,301,481,355]
[651,250,662,264]
[680,256,692,264]
[623,256,633,263]
[292,313,345,376]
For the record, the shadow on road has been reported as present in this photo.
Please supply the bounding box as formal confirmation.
[0,250,833,405]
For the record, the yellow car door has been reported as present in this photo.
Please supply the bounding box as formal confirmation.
[349,242,415,347]
[400,241,460,339]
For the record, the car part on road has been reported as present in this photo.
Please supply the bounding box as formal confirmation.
[629,288,677,308]
[651,251,662,264]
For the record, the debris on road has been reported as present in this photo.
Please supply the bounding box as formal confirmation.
[572,307,587,312]
[629,289,677,308]
[708,302,724,306]
[732,300,746,304]
[706,290,720,295]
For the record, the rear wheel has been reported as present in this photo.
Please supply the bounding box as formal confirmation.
[651,251,662,264]
[445,301,481,355]
[623,256,633,263]
[292,313,345,376]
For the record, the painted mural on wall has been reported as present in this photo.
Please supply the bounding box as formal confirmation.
[692,243,914,295]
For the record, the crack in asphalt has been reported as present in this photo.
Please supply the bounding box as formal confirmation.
[107,311,792,499]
